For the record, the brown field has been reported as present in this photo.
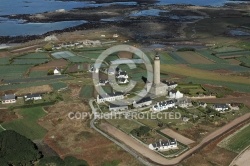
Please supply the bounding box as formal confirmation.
[176,51,214,64]
[0,109,18,123]
[161,128,195,145]
[31,59,68,71]
[0,51,11,58]
[65,63,88,73]
[15,85,52,95]
[39,102,141,166]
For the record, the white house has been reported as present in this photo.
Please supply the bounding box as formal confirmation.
[97,92,124,104]
[96,80,109,86]
[117,78,129,84]
[1,94,16,104]
[24,93,42,101]
[149,139,178,151]
[169,90,183,99]
[152,99,175,112]
[113,34,119,38]
[54,68,61,75]
[133,97,152,108]
[162,81,178,90]
[109,104,128,112]
[212,104,229,112]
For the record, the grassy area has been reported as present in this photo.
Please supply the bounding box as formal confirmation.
[218,124,250,153]
[189,64,250,72]
[79,85,94,98]
[0,65,32,79]
[2,107,47,140]
[196,50,228,64]
[212,46,244,53]
[160,64,250,85]
[50,82,68,91]
[174,51,214,64]
[29,71,48,78]
[106,118,142,134]
[183,77,250,92]
[12,59,49,65]
[0,57,10,65]
[66,56,93,63]
[16,52,49,59]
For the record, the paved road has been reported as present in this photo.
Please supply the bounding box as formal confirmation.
[89,99,250,165]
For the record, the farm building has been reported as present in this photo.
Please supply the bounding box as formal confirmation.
[169,90,184,99]
[24,93,42,101]
[149,139,178,151]
[133,97,152,108]
[109,104,128,112]
[152,99,175,112]
[1,94,16,104]
[97,92,124,104]
[212,104,229,112]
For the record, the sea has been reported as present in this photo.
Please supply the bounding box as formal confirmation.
[0,0,244,36]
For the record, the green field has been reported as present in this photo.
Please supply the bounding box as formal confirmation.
[17,53,49,59]
[218,124,250,153]
[79,85,94,98]
[106,118,142,134]
[212,46,244,53]
[66,56,92,63]
[196,50,228,64]
[0,57,10,65]
[168,52,188,64]
[189,64,250,72]
[0,65,32,79]
[2,107,47,140]
[50,82,68,91]
[184,77,250,92]
[12,59,49,65]
[0,78,70,91]
[29,71,48,77]
[237,56,250,67]
[215,50,250,58]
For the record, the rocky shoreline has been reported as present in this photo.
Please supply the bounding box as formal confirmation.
[1,2,249,44]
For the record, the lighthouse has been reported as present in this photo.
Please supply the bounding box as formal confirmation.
[148,53,168,96]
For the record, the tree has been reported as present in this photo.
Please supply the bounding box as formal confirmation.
[43,43,53,51]
[0,130,42,165]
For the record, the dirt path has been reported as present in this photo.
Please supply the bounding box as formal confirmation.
[100,113,250,165]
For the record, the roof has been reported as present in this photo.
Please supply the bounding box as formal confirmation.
[1,94,15,101]
[162,81,177,86]
[25,93,42,98]
[118,78,127,82]
[135,97,152,104]
[118,71,127,76]
[152,140,177,148]
[109,104,128,109]
[213,104,228,108]
[99,92,124,99]
[158,100,175,107]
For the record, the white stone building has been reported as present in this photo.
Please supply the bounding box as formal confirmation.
[97,92,124,104]
[152,99,175,112]
[149,139,178,151]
